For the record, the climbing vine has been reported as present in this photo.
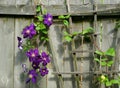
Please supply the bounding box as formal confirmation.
[17,3,120,87]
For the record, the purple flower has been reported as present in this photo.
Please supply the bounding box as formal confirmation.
[41,52,50,66]
[32,60,40,70]
[22,23,36,39]
[26,48,39,62]
[17,37,23,50]
[26,70,38,83]
[43,13,53,27]
[40,67,49,76]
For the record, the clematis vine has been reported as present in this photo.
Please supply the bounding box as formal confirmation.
[17,5,52,84]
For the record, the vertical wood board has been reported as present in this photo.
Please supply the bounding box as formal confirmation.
[0,17,14,88]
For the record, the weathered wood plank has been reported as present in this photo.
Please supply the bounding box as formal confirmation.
[16,0,32,5]
[48,24,65,88]
[0,17,14,88]
[96,0,120,4]
[14,18,32,88]
[0,5,35,15]
[0,4,120,16]
[0,0,15,5]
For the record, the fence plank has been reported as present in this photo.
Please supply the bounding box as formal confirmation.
[14,18,32,88]
[0,17,14,88]
[96,0,120,4]
[0,0,15,5]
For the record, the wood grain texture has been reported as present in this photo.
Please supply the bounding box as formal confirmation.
[0,17,14,88]
[96,0,120,4]
[0,0,15,5]
[14,18,32,88]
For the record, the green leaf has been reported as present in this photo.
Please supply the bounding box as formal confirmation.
[42,30,48,34]
[72,32,80,36]
[63,20,69,27]
[64,31,69,35]
[95,50,103,56]
[39,23,46,30]
[36,6,41,12]
[101,58,108,61]
[58,15,65,19]
[65,15,70,19]
[106,81,112,87]
[101,62,107,66]
[82,27,94,35]
[65,36,72,42]
[37,16,43,21]
[36,26,40,31]
[94,58,100,62]
[110,79,119,84]
[105,48,115,56]
[43,9,47,14]
[115,20,120,29]
[107,61,114,67]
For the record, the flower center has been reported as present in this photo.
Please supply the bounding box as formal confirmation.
[32,53,35,57]
[29,74,33,78]
[42,70,45,72]
[26,30,30,34]
[43,57,46,61]
[48,17,52,22]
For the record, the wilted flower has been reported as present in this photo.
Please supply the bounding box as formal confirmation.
[41,51,50,66]
[40,67,49,76]
[26,48,39,62]
[22,64,28,72]
[17,37,23,50]
[43,13,53,27]
[22,23,36,39]
[26,70,38,83]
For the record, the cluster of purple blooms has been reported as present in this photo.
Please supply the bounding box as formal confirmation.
[17,13,53,83]
[26,49,50,83]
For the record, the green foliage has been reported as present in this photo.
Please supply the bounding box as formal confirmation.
[58,15,70,27]
[63,20,69,27]
[104,48,115,56]
[64,31,80,42]
[36,5,41,13]
[95,50,103,56]
[95,58,114,67]
[37,15,43,21]
[81,27,94,35]
[115,20,120,29]
[98,75,120,87]
[23,39,35,52]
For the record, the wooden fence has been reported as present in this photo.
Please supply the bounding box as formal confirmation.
[0,0,120,88]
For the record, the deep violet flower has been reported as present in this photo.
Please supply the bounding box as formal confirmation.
[40,67,49,76]
[22,23,36,39]
[32,59,41,70]
[43,13,53,27]
[41,51,50,66]
[26,48,39,62]
[26,70,38,83]
[17,37,23,50]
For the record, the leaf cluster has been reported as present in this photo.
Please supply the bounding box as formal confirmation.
[98,75,120,87]
[58,15,70,27]
[95,48,115,67]
[64,27,94,42]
